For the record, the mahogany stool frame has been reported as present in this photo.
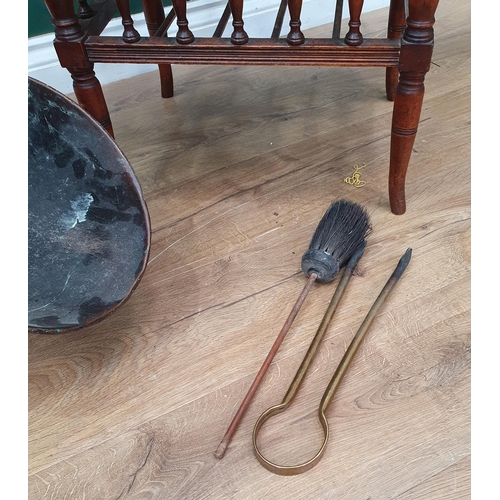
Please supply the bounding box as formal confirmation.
[43,0,440,214]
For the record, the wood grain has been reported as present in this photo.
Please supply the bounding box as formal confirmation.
[28,0,470,498]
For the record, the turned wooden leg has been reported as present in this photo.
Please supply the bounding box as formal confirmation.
[389,0,439,215]
[385,0,406,101]
[44,0,114,137]
[157,65,174,98]
[70,68,114,136]
[142,0,174,97]
[390,77,425,214]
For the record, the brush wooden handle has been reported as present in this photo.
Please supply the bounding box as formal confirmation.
[214,272,317,459]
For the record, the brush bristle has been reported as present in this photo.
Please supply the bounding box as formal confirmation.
[308,199,371,266]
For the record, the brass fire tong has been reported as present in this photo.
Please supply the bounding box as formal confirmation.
[252,248,412,475]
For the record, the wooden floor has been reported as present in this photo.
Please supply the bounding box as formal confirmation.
[28,0,470,498]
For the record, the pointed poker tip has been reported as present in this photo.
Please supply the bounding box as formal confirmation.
[392,248,412,280]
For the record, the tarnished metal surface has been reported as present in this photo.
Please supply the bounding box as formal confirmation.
[28,77,150,333]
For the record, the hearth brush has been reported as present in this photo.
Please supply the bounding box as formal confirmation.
[214,199,371,459]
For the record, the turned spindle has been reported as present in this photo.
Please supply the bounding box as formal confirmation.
[171,0,195,44]
[345,0,364,46]
[286,0,305,45]
[76,0,94,19]
[229,0,249,45]
[116,0,141,43]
